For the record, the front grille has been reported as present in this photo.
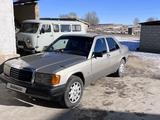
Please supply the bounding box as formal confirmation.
[18,41,25,46]
[10,67,33,82]
[18,41,27,48]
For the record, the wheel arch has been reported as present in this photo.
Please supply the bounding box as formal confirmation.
[72,72,85,85]
[121,57,127,63]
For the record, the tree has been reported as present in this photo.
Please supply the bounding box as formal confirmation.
[59,12,79,19]
[84,12,99,25]
[133,18,140,25]
[146,17,158,22]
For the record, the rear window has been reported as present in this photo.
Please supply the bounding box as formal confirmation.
[61,25,71,32]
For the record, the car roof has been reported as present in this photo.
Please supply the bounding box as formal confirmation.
[60,33,98,38]
[60,33,114,39]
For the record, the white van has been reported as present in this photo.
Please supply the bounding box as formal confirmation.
[16,18,89,53]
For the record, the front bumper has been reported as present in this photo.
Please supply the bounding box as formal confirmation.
[17,47,36,54]
[0,74,66,100]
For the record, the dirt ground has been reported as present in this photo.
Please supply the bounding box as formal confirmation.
[0,53,160,120]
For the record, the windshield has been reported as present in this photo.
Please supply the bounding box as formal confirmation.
[20,23,39,33]
[46,36,94,57]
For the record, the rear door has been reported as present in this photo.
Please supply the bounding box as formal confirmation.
[106,37,121,73]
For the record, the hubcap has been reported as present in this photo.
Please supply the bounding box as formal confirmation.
[68,82,81,104]
[119,63,125,75]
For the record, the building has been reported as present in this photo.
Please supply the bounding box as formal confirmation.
[140,21,160,53]
[128,25,141,36]
[0,0,17,63]
[0,0,39,63]
[14,0,39,29]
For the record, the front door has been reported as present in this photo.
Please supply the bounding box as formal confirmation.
[37,24,54,51]
[91,38,110,80]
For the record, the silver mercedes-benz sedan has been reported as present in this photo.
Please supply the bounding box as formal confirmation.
[0,34,128,108]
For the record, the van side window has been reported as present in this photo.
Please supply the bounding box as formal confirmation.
[53,24,59,32]
[106,38,120,52]
[72,25,81,32]
[61,25,71,32]
[94,38,107,53]
[42,24,51,33]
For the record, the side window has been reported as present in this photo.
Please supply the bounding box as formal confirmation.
[72,25,81,32]
[61,25,71,32]
[107,38,120,52]
[42,24,51,33]
[53,24,59,32]
[94,38,107,53]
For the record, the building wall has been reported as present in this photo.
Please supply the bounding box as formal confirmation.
[14,3,39,25]
[0,0,17,59]
[140,25,160,53]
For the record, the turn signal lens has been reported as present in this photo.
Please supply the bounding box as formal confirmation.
[51,75,61,85]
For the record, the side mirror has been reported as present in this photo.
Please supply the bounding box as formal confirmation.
[43,46,48,51]
[40,28,45,34]
[93,52,103,58]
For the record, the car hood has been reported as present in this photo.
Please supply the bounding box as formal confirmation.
[5,52,86,73]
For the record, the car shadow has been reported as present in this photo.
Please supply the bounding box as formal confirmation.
[48,107,160,120]
[0,82,64,109]
[15,93,65,109]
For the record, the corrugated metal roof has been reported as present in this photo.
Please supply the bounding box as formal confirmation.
[140,21,160,25]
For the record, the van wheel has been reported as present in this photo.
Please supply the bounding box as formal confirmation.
[61,75,83,108]
[115,59,126,77]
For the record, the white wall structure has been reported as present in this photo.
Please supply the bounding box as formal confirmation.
[0,0,17,62]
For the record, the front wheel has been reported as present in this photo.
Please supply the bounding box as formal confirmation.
[61,75,83,108]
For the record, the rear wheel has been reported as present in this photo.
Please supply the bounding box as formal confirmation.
[115,59,126,77]
[61,75,83,108]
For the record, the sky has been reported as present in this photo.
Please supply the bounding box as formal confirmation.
[39,0,160,25]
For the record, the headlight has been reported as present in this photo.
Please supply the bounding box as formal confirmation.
[3,64,11,76]
[35,73,61,85]
[35,73,52,85]
[26,39,33,48]
[26,39,31,43]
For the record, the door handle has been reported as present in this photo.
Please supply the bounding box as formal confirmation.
[107,53,111,57]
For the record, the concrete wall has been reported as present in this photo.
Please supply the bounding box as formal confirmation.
[14,3,39,25]
[0,0,17,61]
[140,25,160,53]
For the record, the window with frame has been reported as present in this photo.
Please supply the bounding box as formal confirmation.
[61,25,71,32]
[94,38,107,53]
[42,24,51,33]
[72,25,81,32]
[106,38,120,52]
[53,24,59,32]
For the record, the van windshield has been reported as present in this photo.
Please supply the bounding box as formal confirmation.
[20,23,39,33]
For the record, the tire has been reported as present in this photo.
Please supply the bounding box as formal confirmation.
[115,59,126,77]
[61,75,83,108]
